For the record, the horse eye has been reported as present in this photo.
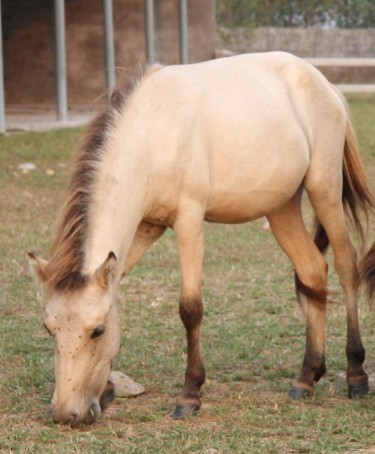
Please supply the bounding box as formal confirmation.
[43,323,52,337]
[91,325,105,339]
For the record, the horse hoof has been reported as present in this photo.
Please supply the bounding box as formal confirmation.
[171,403,200,420]
[288,386,313,400]
[348,381,369,398]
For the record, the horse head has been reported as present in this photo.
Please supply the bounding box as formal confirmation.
[29,252,120,426]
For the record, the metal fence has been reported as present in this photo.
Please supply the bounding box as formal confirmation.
[1,3,374,133]
[0,0,189,133]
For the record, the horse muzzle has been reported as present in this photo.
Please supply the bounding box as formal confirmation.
[51,380,115,426]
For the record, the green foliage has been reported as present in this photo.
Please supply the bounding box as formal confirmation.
[332,0,375,27]
[216,0,375,28]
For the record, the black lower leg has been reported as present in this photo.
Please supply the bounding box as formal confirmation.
[290,323,326,399]
[173,297,206,419]
[346,334,368,398]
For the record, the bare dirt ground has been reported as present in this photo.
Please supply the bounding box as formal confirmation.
[5,105,95,132]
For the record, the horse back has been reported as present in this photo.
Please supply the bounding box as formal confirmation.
[130,52,346,224]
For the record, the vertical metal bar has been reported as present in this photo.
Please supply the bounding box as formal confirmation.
[178,0,188,64]
[154,0,163,63]
[0,0,5,133]
[54,0,68,121]
[103,0,116,96]
[145,0,155,65]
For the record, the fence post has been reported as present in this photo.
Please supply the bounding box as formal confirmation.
[178,0,188,64]
[103,0,116,97]
[0,0,5,133]
[145,0,155,65]
[54,0,68,121]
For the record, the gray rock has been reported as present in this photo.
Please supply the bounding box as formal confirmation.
[110,371,145,397]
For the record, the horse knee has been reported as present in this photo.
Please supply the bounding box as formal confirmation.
[179,297,203,330]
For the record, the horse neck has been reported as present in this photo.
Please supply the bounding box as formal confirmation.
[82,130,147,278]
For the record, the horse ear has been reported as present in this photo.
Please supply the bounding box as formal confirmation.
[95,252,118,290]
[28,252,48,283]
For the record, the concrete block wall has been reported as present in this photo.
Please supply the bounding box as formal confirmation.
[215,27,375,84]
[216,27,375,58]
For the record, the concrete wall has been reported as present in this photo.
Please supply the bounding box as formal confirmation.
[3,0,215,106]
[215,27,375,84]
[216,27,375,58]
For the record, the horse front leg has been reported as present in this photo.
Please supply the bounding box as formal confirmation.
[173,294,205,419]
[172,212,206,419]
[122,222,166,276]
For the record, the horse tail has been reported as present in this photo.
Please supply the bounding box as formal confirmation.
[341,116,374,240]
[360,241,375,302]
[344,115,375,301]
[355,118,375,301]
[296,113,375,303]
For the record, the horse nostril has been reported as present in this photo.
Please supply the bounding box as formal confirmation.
[52,409,81,426]
[69,411,80,426]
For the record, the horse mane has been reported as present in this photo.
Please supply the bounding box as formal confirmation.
[43,67,158,295]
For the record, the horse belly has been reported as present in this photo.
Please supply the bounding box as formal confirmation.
[204,134,308,224]
[205,187,294,223]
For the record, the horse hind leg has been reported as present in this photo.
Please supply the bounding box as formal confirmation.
[172,206,206,419]
[267,192,328,398]
[307,189,369,398]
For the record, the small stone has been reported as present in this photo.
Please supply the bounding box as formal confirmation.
[18,162,36,173]
[46,168,55,176]
[110,371,145,397]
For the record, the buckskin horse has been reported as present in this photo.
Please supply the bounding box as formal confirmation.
[29,52,374,425]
